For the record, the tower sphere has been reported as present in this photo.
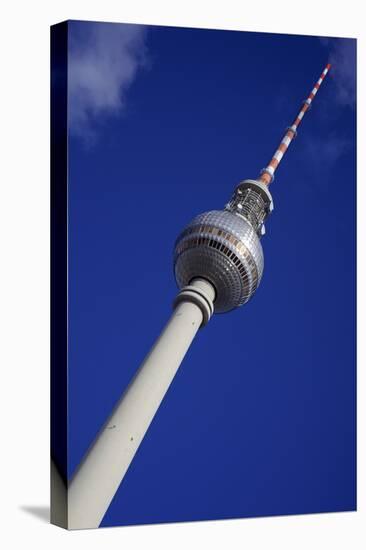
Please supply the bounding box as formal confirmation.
[174,209,264,313]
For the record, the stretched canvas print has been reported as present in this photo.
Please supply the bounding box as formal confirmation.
[51,20,356,530]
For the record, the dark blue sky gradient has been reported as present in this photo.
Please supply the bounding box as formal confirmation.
[67,22,356,526]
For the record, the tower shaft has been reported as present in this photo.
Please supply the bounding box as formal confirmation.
[259,63,331,186]
[68,278,215,529]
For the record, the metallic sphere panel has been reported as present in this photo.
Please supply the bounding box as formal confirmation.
[174,210,264,313]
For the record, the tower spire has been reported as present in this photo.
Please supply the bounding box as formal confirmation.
[259,63,331,186]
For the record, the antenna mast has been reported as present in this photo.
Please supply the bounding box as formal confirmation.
[259,63,331,186]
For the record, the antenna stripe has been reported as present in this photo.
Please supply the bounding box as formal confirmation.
[258,63,331,185]
[274,150,284,161]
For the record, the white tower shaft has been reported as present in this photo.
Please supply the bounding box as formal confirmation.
[68,278,215,529]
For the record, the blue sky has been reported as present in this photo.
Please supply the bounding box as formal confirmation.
[66,21,356,526]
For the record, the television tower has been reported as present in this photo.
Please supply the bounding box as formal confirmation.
[67,63,331,529]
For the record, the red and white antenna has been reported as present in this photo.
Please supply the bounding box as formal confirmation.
[259,63,331,186]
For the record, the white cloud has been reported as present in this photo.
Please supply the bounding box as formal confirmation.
[321,37,356,108]
[68,22,148,142]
